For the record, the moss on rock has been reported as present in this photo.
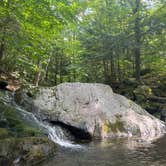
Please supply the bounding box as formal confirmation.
[0,137,57,165]
[0,90,58,165]
[0,128,9,139]
[134,85,153,102]
[109,120,125,133]
[103,117,125,135]
[0,100,42,138]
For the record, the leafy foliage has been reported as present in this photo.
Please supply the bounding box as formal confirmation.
[0,0,165,85]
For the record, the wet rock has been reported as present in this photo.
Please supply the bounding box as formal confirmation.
[15,83,166,141]
[0,137,57,166]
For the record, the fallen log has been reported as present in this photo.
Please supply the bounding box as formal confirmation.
[148,96,166,104]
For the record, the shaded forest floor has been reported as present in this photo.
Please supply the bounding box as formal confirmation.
[112,72,166,118]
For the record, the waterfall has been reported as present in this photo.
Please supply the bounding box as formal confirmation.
[0,91,82,148]
[14,105,82,148]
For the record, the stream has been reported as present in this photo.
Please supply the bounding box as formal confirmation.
[16,105,166,166]
[43,136,166,166]
[5,91,165,166]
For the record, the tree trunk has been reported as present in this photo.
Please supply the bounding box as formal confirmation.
[45,57,51,82]
[135,42,141,81]
[110,53,116,82]
[34,71,41,86]
[103,59,109,83]
[33,61,41,86]
[59,55,63,83]
[0,39,5,62]
[73,69,76,82]
[117,53,121,82]
[54,72,57,85]
[134,0,141,81]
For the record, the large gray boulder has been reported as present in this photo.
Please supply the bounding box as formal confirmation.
[15,83,166,141]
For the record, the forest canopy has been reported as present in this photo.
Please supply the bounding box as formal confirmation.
[0,0,166,86]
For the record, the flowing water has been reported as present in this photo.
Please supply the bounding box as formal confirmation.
[15,105,82,148]
[13,103,166,166]
[42,136,166,166]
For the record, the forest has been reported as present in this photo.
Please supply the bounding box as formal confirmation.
[0,0,165,86]
[0,1,166,166]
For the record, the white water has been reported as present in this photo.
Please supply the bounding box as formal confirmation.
[14,105,82,148]
[1,91,82,148]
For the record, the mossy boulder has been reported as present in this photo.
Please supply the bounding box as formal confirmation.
[0,90,58,166]
[0,137,57,166]
[0,100,43,138]
[134,85,153,102]
[0,128,9,139]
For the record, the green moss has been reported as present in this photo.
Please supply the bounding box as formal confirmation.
[103,117,125,134]
[27,87,40,98]
[29,146,45,160]
[0,128,9,139]
[109,120,125,133]
[0,101,42,138]
[134,85,153,99]
[103,120,111,133]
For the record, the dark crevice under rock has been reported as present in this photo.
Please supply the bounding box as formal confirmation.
[0,81,8,90]
[49,121,92,141]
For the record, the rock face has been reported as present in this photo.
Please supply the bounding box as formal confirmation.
[16,83,166,141]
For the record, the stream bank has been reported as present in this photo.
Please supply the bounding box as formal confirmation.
[0,91,57,165]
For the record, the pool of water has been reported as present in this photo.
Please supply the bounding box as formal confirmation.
[42,136,166,166]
